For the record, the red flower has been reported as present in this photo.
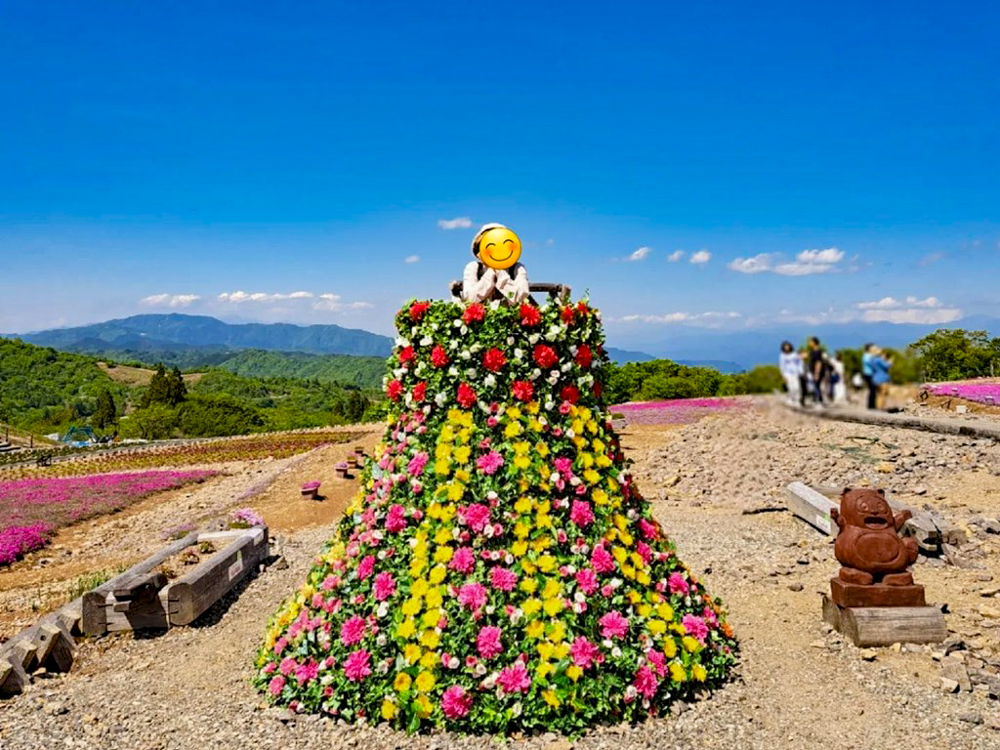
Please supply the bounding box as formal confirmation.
[575,344,593,368]
[412,382,427,403]
[560,385,580,404]
[430,345,449,368]
[512,380,534,402]
[456,383,477,409]
[409,301,430,322]
[386,380,404,401]
[519,304,541,327]
[462,303,486,324]
[593,381,603,398]
[398,346,416,365]
[561,306,575,325]
[483,348,507,372]
[533,344,558,369]
[576,301,590,317]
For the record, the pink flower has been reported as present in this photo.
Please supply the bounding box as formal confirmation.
[633,665,659,699]
[476,451,504,475]
[268,675,285,696]
[646,649,667,678]
[575,568,598,595]
[702,606,719,628]
[441,685,473,719]
[294,660,319,686]
[668,572,690,596]
[279,656,296,676]
[384,504,407,533]
[599,610,629,639]
[407,452,429,477]
[372,571,395,601]
[459,503,492,533]
[449,546,475,574]
[497,662,531,694]
[570,636,600,669]
[491,567,518,592]
[638,518,659,540]
[477,626,504,660]
[343,649,371,681]
[569,500,595,527]
[591,544,615,573]
[340,615,366,646]
[458,582,488,611]
[682,614,709,644]
[356,555,375,580]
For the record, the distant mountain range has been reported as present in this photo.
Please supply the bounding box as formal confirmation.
[605,347,744,373]
[4,313,394,359]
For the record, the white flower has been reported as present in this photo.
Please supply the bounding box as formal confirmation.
[423,405,431,415]
[485,605,495,615]
[393,367,406,379]
[435,392,448,406]
[448,366,459,377]
[547,370,560,384]
[395,337,410,347]
[602,638,613,649]
[470,342,482,352]
[573,602,584,613]
[465,368,477,379]
[431,322,439,331]
[487,491,499,500]
[376,625,388,639]
[505,553,514,565]
[624,686,637,700]
[453,319,462,327]
[460,349,471,360]
[514,348,525,359]
[611,646,622,658]
[448,657,460,669]
[420,336,433,346]
[506,336,515,345]
[574,591,585,603]
[528,334,540,345]
[566,429,576,439]
[511,702,522,718]
[460,325,469,335]
[484,525,495,538]
[550,472,560,483]
[561,362,572,373]
[484,374,496,388]
[449,339,459,350]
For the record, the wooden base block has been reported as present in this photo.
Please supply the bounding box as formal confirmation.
[830,577,926,607]
[822,595,947,646]
[0,658,29,698]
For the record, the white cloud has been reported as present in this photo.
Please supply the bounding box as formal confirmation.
[856,295,960,324]
[218,291,314,303]
[689,249,711,265]
[405,255,420,264]
[727,253,775,274]
[140,293,201,308]
[666,250,684,262]
[774,247,845,276]
[438,217,473,230]
[621,311,741,325]
[626,246,651,262]
[313,293,373,312]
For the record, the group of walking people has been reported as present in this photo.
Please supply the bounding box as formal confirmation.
[778,338,892,410]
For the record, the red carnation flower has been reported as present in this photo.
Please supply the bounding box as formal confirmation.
[386,380,404,401]
[512,380,534,402]
[519,304,541,327]
[462,303,486,324]
[575,344,593,368]
[409,301,430,322]
[483,348,507,372]
[430,345,449,368]
[561,306,575,325]
[398,346,416,365]
[412,382,427,403]
[533,344,558,369]
[456,383,477,409]
[560,385,580,404]
[577,301,590,317]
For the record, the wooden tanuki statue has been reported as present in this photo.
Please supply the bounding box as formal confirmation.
[829,488,924,607]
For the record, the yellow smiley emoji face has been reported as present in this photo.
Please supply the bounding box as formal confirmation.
[477,227,522,270]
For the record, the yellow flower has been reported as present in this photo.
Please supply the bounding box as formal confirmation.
[537,663,555,680]
[580,453,594,468]
[429,565,447,584]
[553,643,570,660]
[402,597,422,617]
[630,552,645,569]
[434,443,452,460]
[421,608,442,628]
[522,598,542,616]
[541,579,561,600]
[514,521,530,539]
[536,641,555,660]
[636,603,652,618]
[434,545,453,564]
[657,603,674,621]
[410,558,427,577]
[397,618,416,639]
[504,421,523,438]
[627,590,642,604]
[537,554,557,572]
[526,401,540,414]
[513,441,530,454]
[682,636,701,653]
[592,438,605,453]
[425,588,444,609]
[420,630,440,649]
[662,637,677,658]
[513,455,530,470]
[393,672,412,692]
[434,459,451,476]
[440,424,456,441]
[529,419,544,433]
[506,406,523,420]
[534,440,549,456]
[566,665,583,682]
[404,644,422,665]
[620,531,634,547]
[519,577,538,594]
[514,496,532,514]
[512,540,529,557]
[692,664,707,681]
[525,620,545,639]
[612,546,628,564]
[647,619,667,635]
[415,671,436,692]
[433,527,450,545]
[446,482,464,502]
[635,570,651,585]
[411,580,429,597]
[415,694,433,717]
[381,699,397,720]
[542,689,560,707]
[543,598,563,616]
[670,663,686,683]
[521,559,537,574]
[547,621,566,642]
[419,650,439,669]
[596,454,612,468]
[571,419,584,434]
[592,489,609,506]
[453,445,471,464]
[454,468,471,483]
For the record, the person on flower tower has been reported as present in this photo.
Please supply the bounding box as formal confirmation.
[460,223,530,305]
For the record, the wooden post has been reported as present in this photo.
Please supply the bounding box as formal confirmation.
[822,595,947,646]
[785,482,838,535]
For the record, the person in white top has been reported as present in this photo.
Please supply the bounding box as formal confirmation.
[460,224,530,305]
[779,341,804,406]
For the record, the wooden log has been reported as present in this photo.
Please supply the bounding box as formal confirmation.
[82,531,199,636]
[104,590,170,632]
[36,624,74,673]
[823,596,947,646]
[0,657,29,698]
[11,639,38,673]
[59,600,83,636]
[112,572,167,606]
[167,527,269,626]
[785,482,838,535]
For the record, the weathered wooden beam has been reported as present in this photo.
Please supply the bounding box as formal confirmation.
[112,571,167,603]
[82,531,199,636]
[36,624,74,673]
[167,528,268,626]
[0,657,29,698]
[785,482,838,535]
[823,595,947,646]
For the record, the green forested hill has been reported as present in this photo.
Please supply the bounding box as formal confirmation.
[214,349,385,388]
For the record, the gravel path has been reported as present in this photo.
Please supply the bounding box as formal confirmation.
[2,406,999,749]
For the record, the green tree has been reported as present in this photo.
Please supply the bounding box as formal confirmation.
[93,389,117,429]
[911,329,998,381]
[142,364,170,407]
[166,366,187,406]
[121,402,178,440]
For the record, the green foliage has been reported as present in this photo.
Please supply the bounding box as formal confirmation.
[216,349,385,388]
[605,358,778,403]
[178,394,265,437]
[120,402,179,440]
[166,366,187,405]
[911,329,1000,381]
[142,363,187,407]
[93,389,118,429]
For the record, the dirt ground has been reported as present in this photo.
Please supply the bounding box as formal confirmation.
[2,407,1000,749]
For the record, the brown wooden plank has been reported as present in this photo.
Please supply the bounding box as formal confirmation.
[37,624,74,673]
[0,657,28,698]
[786,482,838,535]
[840,605,947,647]
[167,528,268,626]
[112,571,167,601]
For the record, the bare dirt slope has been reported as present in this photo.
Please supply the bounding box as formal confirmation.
[2,408,999,749]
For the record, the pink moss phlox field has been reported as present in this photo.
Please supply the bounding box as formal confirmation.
[613,398,751,426]
[924,381,1000,406]
[0,469,216,565]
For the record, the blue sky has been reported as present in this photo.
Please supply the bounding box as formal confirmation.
[1,1,997,350]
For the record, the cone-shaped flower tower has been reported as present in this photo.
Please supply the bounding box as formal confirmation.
[254,298,737,734]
